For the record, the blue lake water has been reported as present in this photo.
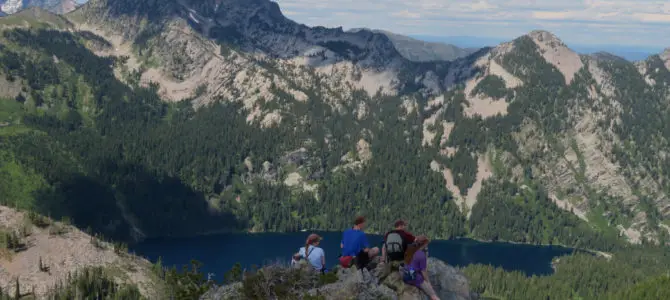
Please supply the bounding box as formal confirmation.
[130,231,575,282]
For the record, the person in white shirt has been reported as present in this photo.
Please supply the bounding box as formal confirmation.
[297,233,326,272]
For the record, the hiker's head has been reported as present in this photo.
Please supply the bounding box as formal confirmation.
[415,235,430,249]
[394,219,407,230]
[404,235,431,264]
[307,233,322,246]
[354,216,366,229]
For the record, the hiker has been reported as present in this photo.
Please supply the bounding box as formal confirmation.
[402,236,440,300]
[378,219,416,282]
[339,216,379,270]
[294,233,326,272]
[382,219,416,263]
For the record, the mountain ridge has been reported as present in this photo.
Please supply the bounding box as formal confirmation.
[0,0,669,248]
[348,27,477,62]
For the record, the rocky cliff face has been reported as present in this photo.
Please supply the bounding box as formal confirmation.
[201,257,474,300]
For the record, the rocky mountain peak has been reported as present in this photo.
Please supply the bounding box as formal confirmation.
[526,29,583,84]
[527,30,565,47]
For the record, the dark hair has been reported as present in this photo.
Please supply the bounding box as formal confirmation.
[354,216,366,226]
[394,219,406,228]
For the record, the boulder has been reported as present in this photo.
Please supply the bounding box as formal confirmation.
[309,268,397,300]
[378,258,472,300]
[200,282,242,300]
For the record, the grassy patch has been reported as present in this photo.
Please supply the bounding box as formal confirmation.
[570,138,587,183]
[0,150,48,210]
[0,97,23,124]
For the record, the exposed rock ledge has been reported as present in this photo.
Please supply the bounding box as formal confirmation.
[201,257,475,300]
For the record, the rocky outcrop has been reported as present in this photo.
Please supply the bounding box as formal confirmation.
[0,206,159,298]
[0,0,78,15]
[201,258,474,300]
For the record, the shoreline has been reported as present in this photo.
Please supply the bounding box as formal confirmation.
[134,228,611,258]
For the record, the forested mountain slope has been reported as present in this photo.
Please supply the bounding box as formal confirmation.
[0,0,669,253]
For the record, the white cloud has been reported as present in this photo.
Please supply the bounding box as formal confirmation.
[275,0,670,47]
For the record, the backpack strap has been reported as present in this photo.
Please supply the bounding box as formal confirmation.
[305,247,315,259]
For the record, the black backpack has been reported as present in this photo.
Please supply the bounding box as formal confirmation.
[385,230,406,261]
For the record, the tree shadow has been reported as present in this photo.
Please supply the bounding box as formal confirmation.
[32,160,244,243]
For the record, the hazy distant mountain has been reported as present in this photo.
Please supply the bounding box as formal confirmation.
[413,34,662,62]
[351,28,477,62]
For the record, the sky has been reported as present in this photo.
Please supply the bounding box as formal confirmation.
[275,0,670,49]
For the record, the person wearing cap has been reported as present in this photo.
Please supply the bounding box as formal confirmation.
[296,233,326,272]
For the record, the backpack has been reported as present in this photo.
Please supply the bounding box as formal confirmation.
[385,231,406,261]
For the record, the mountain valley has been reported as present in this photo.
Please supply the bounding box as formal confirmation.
[1,0,670,299]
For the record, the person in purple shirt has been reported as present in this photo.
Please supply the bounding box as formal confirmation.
[403,235,440,300]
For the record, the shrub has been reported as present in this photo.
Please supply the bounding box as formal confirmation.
[240,264,320,300]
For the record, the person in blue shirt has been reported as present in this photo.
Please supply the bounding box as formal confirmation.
[339,216,379,269]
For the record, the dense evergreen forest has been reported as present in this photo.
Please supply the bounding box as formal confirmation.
[0,22,669,298]
[0,27,632,252]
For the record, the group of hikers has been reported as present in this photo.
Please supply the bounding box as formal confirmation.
[291,216,440,300]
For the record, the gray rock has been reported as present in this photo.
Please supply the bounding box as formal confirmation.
[281,148,309,166]
[426,258,471,300]
[310,268,398,300]
[201,258,472,300]
[200,282,242,300]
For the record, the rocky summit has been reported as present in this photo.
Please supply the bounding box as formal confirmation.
[201,258,474,300]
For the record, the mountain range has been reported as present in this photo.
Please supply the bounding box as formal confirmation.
[0,0,670,250]
[2,0,670,298]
